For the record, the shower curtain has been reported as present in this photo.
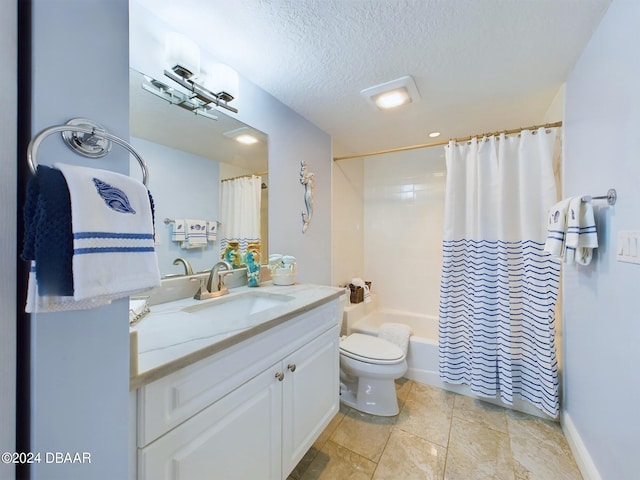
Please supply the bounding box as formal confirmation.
[438,128,561,417]
[220,175,262,258]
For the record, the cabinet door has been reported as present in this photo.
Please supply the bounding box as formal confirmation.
[139,364,283,480]
[282,325,340,476]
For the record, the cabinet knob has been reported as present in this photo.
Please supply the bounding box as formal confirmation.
[275,372,285,381]
[287,363,296,373]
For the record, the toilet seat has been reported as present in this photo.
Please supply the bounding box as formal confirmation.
[339,333,405,365]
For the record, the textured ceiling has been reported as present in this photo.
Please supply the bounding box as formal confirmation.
[133,0,610,157]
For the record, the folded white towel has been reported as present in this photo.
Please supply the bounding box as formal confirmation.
[378,323,412,355]
[543,198,571,260]
[269,254,284,267]
[566,196,598,265]
[171,219,186,242]
[282,255,296,265]
[182,218,207,248]
[207,220,217,242]
[54,162,161,302]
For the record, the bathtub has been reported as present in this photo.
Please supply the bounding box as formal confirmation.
[344,300,553,419]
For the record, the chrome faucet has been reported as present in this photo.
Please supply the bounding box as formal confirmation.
[192,260,233,300]
[173,257,194,276]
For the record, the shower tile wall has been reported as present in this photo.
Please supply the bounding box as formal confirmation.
[363,148,446,315]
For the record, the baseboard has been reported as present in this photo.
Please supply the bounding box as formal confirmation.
[561,411,602,480]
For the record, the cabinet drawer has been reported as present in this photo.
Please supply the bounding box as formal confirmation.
[137,299,339,446]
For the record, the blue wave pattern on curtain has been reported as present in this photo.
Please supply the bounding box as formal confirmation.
[439,239,561,415]
[219,237,261,254]
[438,128,561,417]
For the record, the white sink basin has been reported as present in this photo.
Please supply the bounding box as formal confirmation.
[181,291,295,318]
[134,290,298,371]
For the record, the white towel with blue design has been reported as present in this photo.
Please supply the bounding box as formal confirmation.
[54,162,161,302]
[171,219,186,242]
[182,219,208,248]
[543,198,571,260]
[565,196,598,265]
[207,220,217,242]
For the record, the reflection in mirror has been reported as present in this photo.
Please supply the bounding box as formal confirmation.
[129,68,268,277]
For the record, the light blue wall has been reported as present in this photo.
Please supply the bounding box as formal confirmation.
[131,137,221,276]
[130,1,333,285]
[0,2,16,479]
[563,1,640,478]
[29,1,130,479]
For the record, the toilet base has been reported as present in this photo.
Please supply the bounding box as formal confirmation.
[340,376,400,416]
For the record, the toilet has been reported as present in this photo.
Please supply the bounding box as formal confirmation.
[338,295,408,416]
[339,333,408,416]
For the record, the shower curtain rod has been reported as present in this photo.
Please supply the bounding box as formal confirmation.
[333,121,563,161]
[221,171,268,182]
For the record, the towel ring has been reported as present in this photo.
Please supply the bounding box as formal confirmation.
[26,118,149,186]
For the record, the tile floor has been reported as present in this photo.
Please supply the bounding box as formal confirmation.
[288,379,582,480]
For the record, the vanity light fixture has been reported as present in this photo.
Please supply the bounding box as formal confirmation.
[165,32,201,80]
[163,32,239,114]
[164,66,239,114]
[141,75,219,121]
[206,64,239,105]
[361,75,420,110]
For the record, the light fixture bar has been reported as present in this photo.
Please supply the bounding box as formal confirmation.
[141,76,219,120]
[164,68,238,114]
[193,107,220,121]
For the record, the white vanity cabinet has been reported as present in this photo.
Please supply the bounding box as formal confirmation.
[281,326,339,476]
[132,298,340,480]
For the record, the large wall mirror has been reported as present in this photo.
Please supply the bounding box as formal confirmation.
[129,68,269,277]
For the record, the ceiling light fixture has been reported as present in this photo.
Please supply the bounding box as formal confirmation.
[223,127,263,145]
[162,32,239,114]
[235,134,259,145]
[428,131,441,138]
[361,75,420,110]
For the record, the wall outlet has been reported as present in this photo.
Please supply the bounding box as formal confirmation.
[616,231,640,264]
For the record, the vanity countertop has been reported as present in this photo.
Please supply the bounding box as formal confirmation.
[130,282,344,390]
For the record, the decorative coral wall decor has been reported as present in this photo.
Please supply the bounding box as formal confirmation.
[300,161,315,233]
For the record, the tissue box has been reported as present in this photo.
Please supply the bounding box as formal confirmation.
[348,282,371,304]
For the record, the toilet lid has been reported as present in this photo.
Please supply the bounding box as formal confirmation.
[340,333,405,364]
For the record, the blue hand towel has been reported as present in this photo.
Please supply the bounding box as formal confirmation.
[22,165,74,296]
[55,162,161,302]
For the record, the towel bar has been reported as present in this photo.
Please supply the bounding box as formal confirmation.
[581,188,617,206]
[164,217,221,226]
[26,118,149,186]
